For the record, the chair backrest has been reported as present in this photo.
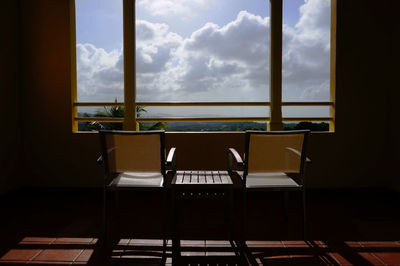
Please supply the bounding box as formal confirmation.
[99,130,165,175]
[245,130,310,176]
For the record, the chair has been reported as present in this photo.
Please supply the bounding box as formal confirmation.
[97,130,176,257]
[227,130,311,247]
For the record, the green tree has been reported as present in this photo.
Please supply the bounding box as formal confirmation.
[78,99,167,131]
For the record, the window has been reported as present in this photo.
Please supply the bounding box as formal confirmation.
[71,0,336,132]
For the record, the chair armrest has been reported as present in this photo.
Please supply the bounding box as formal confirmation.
[166,147,176,166]
[228,148,244,166]
[97,155,103,165]
[228,148,244,178]
[285,147,311,165]
[165,147,177,174]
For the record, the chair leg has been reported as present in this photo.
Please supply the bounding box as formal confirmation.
[171,188,180,264]
[162,189,167,259]
[241,189,247,256]
[225,188,235,253]
[103,188,109,249]
[284,191,289,221]
[302,189,307,240]
[115,190,120,240]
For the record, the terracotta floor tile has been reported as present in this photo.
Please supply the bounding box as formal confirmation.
[283,240,309,248]
[110,249,123,258]
[0,260,29,264]
[258,254,291,264]
[373,252,400,264]
[20,237,56,244]
[117,239,130,245]
[358,252,384,265]
[74,250,93,262]
[180,240,205,247]
[344,241,362,247]
[129,239,164,246]
[181,251,206,256]
[205,251,235,256]
[283,240,307,245]
[0,249,42,261]
[247,241,284,248]
[307,240,328,248]
[33,249,82,262]
[205,240,231,247]
[120,253,163,259]
[360,241,400,247]
[328,252,352,265]
[247,240,282,245]
[54,238,93,244]
[27,261,72,265]
[289,254,327,265]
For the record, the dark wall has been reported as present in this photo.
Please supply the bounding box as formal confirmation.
[387,0,400,190]
[14,0,397,190]
[0,0,21,194]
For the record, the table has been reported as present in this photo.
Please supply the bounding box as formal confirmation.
[171,170,234,264]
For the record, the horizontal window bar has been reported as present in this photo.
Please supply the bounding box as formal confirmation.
[74,102,124,107]
[282,102,334,106]
[75,117,124,122]
[74,101,334,107]
[136,102,271,106]
[282,117,333,122]
[136,117,270,122]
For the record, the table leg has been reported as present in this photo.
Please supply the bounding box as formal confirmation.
[171,188,180,264]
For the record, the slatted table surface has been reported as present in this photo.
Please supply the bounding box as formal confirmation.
[173,170,233,186]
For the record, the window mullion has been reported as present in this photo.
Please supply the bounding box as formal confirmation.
[269,0,283,131]
[123,0,137,130]
[70,0,78,132]
[330,0,337,132]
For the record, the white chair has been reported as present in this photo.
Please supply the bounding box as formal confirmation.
[228,130,311,249]
[98,130,176,259]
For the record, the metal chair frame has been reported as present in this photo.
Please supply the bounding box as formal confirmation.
[228,130,311,255]
[98,130,176,262]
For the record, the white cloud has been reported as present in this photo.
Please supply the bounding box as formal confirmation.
[282,0,331,101]
[76,43,123,102]
[137,0,219,18]
[77,0,331,107]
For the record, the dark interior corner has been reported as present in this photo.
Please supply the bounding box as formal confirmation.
[1,0,400,265]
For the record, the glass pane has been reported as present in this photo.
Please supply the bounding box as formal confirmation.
[138,106,269,118]
[284,122,329,131]
[75,0,124,102]
[77,106,124,118]
[140,122,267,132]
[282,0,331,101]
[282,106,329,118]
[136,0,270,102]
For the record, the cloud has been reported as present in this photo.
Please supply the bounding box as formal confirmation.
[137,0,219,18]
[77,0,331,105]
[282,0,331,101]
[76,43,124,102]
[136,20,182,74]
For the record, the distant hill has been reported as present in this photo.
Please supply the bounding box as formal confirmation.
[141,121,267,131]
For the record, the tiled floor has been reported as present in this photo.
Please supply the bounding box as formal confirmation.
[0,189,400,265]
[1,238,400,265]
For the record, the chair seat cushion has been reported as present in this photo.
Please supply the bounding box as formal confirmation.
[111,172,164,187]
[238,172,300,188]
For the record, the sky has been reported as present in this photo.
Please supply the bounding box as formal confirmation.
[75,0,331,118]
